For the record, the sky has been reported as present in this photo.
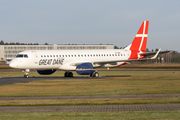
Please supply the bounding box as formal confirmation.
[0,0,180,51]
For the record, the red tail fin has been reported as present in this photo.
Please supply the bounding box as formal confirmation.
[130,21,149,51]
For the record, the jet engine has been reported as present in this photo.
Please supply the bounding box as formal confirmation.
[76,63,96,75]
[37,69,56,75]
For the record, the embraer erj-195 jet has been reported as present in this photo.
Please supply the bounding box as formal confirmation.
[9,21,169,78]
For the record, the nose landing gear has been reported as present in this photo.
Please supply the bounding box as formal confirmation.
[23,69,30,78]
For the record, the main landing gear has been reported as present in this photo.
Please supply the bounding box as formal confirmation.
[64,71,99,77]
[90,72,99,77]
[64,71,73,77]
[23,69,29,78]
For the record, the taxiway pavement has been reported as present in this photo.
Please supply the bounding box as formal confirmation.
[0,104,180,112]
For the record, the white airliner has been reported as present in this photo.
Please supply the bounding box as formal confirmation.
[9,21,169,78]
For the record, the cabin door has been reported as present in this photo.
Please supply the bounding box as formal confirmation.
[32,51,39,64]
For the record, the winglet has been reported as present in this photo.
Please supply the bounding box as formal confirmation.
[151,49,161,59]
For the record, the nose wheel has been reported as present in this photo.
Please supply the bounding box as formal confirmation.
[23,69,30,78]
[24,74,29,78]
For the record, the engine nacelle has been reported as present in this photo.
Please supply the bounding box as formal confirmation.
[76,63,96,75]
[37,69,56,75]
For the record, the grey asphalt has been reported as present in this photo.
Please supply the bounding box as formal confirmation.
[0,104,180,113]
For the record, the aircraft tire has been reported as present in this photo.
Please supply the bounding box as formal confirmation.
[24,75,29,78]
[90,74,93,77]
[93,72,99,77]
[64,72,73,77]
[69,72,73,77]
[64,72,68,77]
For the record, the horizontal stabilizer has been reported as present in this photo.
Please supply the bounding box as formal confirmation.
[139,50,171,57]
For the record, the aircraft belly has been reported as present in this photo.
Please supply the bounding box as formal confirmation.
[58,65,76,71]
[103,62,125,68]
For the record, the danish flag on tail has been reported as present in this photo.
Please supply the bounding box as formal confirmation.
[108,21,169,69]
[127,21,149,59]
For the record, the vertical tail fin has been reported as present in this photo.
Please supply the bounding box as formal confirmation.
[128,21,149,51]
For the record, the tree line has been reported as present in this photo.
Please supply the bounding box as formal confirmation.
[0,40,39,45]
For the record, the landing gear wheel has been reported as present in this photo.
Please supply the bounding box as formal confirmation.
[93,72,99,77]
[64,72,73,77]
[90,74,93,77]
[90,72,99,77]
[69,72,73,77]
[64,72,69,77]
[23,69,30,78]
[24,74,29,78]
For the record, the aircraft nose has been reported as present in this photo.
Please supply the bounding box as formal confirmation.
[9,61,18,68]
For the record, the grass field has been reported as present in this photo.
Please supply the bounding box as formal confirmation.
[1,70,180,96]
[0,67,180,119]
[0,111,180,120]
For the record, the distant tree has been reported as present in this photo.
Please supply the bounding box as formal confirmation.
[10,42,15,45]
[0,40,4,45]
[16,42,20,45]
[155,48,159,52]
[45,43,48,45]
[146,48,150,52]
[114,46,119,49]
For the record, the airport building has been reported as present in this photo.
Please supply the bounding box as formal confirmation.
[0,44,114,62]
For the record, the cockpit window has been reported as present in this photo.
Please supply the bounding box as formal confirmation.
[24,54,28,58]
[16,54,23,58]
[16,54,28,58]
